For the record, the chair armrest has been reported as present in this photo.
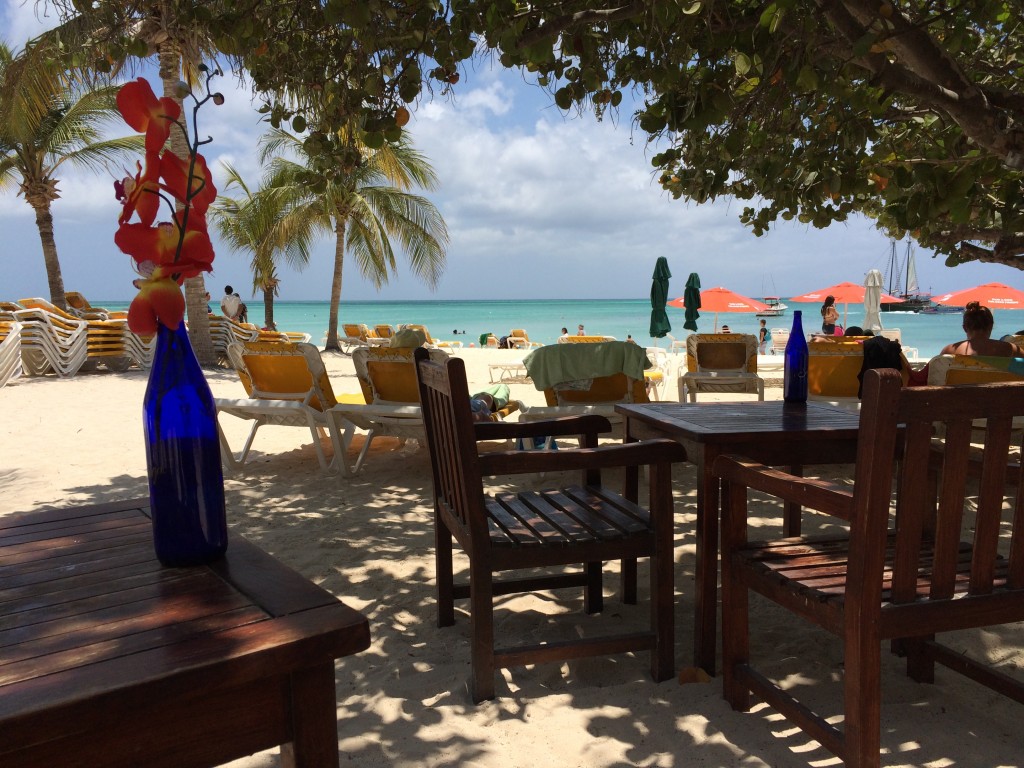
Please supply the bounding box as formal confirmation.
[478,439,686,476]
[713,454,854,521]
[473,414,612,442]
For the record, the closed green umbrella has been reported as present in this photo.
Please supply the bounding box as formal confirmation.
[649,257,672,339]
[682,272,701,331]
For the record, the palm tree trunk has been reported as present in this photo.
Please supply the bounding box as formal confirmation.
[262,287,276,330]
[159,42,215,366]
[29,199,66,309]
[324,220,346,351]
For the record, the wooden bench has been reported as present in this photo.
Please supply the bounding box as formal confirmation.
[715,370,1024,767]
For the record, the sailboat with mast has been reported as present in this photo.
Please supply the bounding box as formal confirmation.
[880,240,933,312]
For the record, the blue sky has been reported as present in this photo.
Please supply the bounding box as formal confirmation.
[3,1,1021,305]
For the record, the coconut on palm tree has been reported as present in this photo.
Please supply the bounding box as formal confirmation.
[0,40,144,309]
[210,163,318,330]
[259,128,448,351]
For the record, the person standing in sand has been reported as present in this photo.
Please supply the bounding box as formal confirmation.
[940,301,1024,357]
[820,295,839,335]
[757,319,768,354]
[577,324,585,335]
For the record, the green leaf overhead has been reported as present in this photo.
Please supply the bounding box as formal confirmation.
[48,0,1024,270]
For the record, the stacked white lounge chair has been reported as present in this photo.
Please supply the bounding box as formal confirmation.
[0,319,23,387]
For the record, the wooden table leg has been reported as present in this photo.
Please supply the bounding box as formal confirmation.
[694,446,720,676]
[280,662,340,768]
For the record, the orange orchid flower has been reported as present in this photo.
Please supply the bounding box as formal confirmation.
[116,78,182,153]
[115,217,215,280]
[159,151,217,215]
[116,153,162,226]
[127,271,186,333]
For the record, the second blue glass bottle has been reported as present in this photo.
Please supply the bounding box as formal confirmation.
[783,310,809,403]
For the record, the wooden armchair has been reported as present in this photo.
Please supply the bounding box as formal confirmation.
[715,370,1024,767]
[414,348,686,702]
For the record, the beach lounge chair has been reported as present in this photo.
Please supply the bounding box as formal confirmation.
[0,301,88,377]
[807,338,911,408]
[64,291,129,321]
[373,324,396,342]
[332,345,452,473]
[414,348,685,702]
[769,327,789,354]
[516,341,650,438]
[666,333,687,354]
[558,334,617,343]
[506,328,542,349]
[678,333,764,402]
[400,324,462,349]
[0,319,23,387]
[209,314,258,358]
[877,327,919,361]
[19,297,133,372]
[340,323,380,352]
[215,341,359,474]
[716,370,1024,767]
[643,346,672,400]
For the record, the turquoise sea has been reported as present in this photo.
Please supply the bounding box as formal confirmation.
[100,298,1024,360]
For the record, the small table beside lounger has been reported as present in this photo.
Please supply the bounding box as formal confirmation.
[1,499,370,768]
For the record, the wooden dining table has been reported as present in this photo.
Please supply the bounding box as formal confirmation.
[1,498,370,768]
[616,400,863,675]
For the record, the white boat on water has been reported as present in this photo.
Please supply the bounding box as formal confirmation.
[757,296,788,317]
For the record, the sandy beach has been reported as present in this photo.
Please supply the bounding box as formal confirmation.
[3,346,1022,767]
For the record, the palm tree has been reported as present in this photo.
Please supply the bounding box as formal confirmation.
[259,128,449,351]
[0,40,144,309]
[209,163,318,330]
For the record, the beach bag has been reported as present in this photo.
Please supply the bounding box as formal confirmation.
[834,325,844,336]
[857,336,903,398]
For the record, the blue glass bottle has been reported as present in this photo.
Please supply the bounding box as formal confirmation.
[783,310,809,403]
[143,321,228,566]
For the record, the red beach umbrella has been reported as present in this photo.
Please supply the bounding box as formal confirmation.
[668,286,768,331]
[789,281,901,327]
[931,283,1024,309]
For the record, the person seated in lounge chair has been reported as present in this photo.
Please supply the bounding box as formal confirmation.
[941,302,1024,357]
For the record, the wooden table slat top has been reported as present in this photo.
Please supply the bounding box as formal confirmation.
[1,498,370,767]
[618,401,861,441]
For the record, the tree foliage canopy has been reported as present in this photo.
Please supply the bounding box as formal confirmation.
[47,0,1024,269]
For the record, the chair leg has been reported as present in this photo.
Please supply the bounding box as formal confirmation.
[843,627,883,768]
[650,461,675,682]
[352,429,377,473]
[621,558,638,604]
[904,635,936,683]
[721,481,751,710]
[435,516,455,628]
[584,561,603,614]
[469,559,496,703]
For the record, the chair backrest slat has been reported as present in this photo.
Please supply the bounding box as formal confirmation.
[891,420,934,603]
[880,381,1024,609]
[969,414,1015,594]
[415,349,488,541]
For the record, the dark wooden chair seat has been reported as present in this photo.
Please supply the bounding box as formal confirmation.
[415,348,687,702]
[715,370,1024,767]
